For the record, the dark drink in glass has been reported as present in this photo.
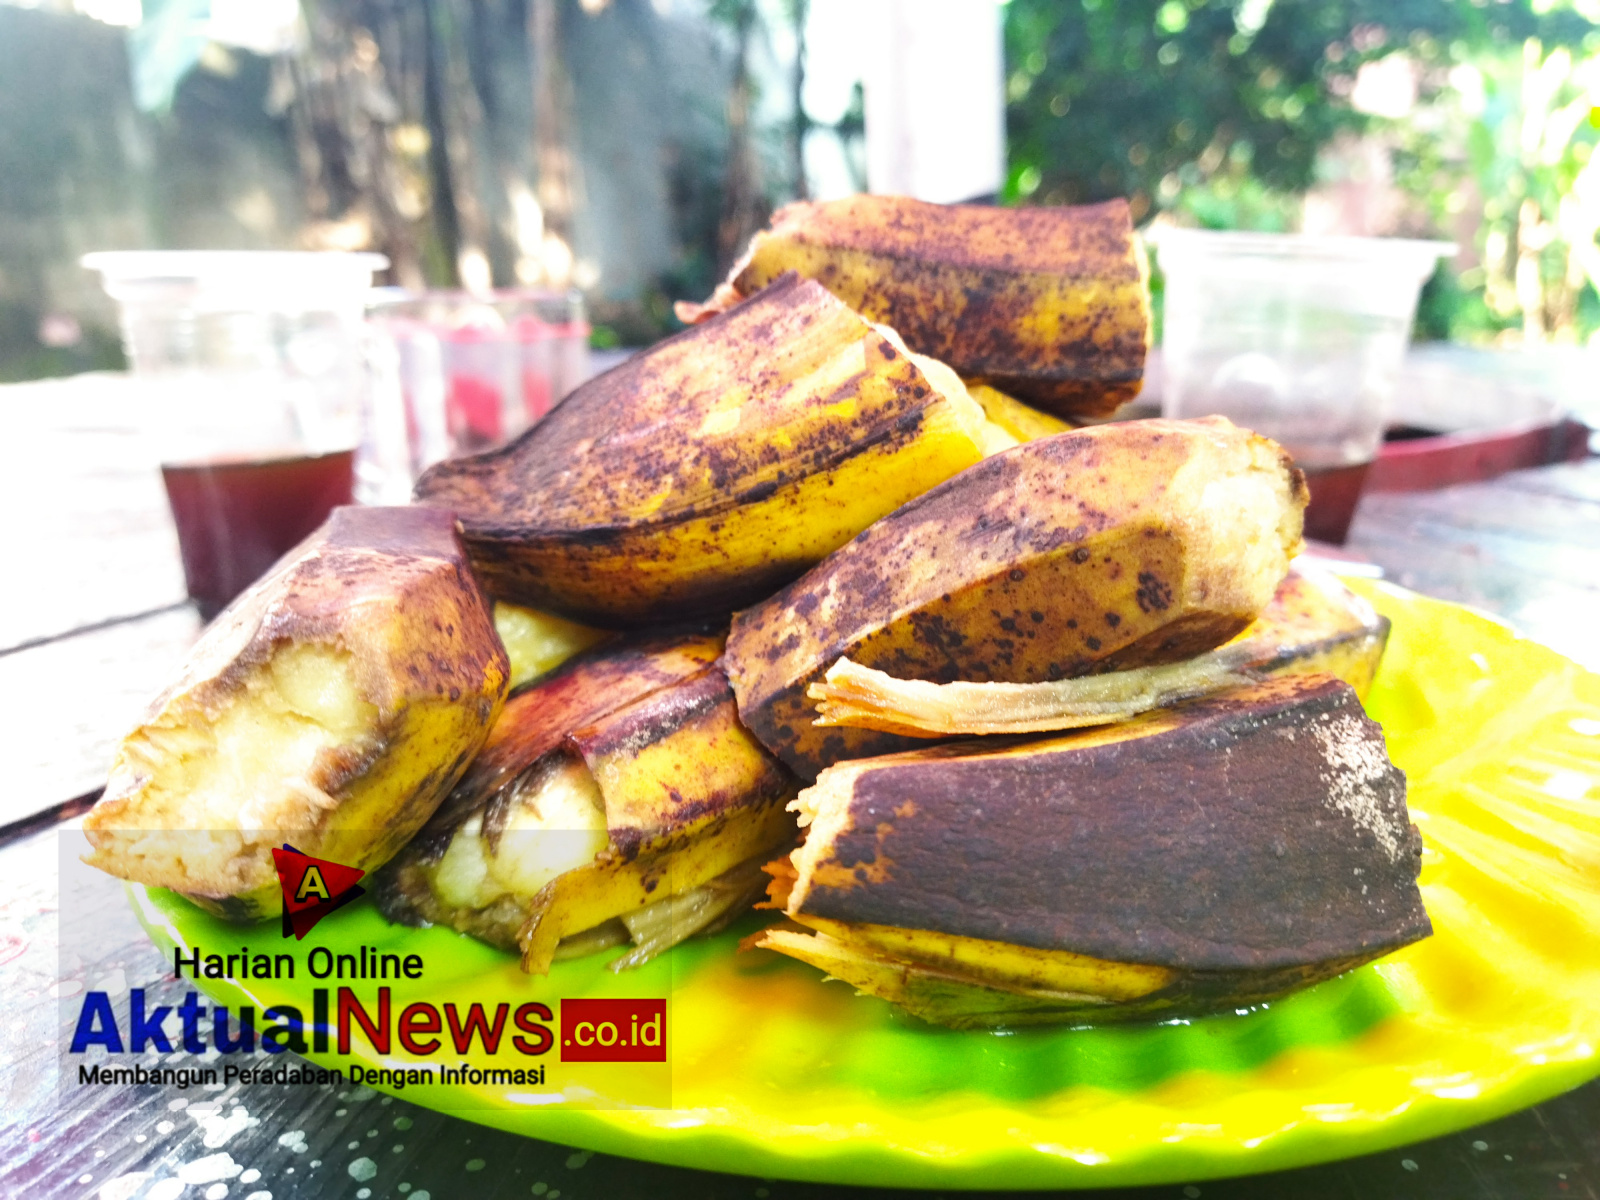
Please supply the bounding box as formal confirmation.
[1298,460,1373,546]
[161,449,356,620]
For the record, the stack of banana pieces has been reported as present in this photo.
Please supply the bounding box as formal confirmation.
[85,196,1430,1028]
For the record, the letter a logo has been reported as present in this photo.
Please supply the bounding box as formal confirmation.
[272,845,366,940]
[295,865,331,904]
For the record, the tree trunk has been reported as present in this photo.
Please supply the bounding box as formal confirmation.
[790,0,809,201]
[717,1,767,275]
[528,0,578,286]
[424,0,494,291]
[284,4,425,289]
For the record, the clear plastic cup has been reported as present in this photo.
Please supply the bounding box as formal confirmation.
[512,313,556,422]
[365,288,588,484]
[551,319,593,407]
[83,250,387,617]
[1151,230,1453,542]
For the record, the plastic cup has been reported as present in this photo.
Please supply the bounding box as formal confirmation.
[545,317,592,409]
[512,314,556,422]
[1152,230,1453,543]
[365,288,587,484]
[83,250,386,618]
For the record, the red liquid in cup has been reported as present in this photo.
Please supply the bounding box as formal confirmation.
[447,375,505,448]
[161,449,356,620]
[1299,461,1373,546]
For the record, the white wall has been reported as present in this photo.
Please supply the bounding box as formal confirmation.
[803,0,1006,203]
[862,0,1005,202]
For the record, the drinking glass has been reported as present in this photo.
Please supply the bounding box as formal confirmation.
[1152,230,1453,543]
[84,250,387,618]
[365,289,589,487]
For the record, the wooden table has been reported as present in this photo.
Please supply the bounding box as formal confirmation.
[2,373,1596,1199]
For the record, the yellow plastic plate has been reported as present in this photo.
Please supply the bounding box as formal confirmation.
[134,581,1600,1188]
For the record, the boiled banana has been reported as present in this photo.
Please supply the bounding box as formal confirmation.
[752,674,1430,1027]
[375,635,797,973]
[678,195,1151,418]
[84,507,509,920]
[725,416,1308,777]
[414,273,991,627]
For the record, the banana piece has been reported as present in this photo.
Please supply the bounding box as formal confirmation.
[1236,564,1390,699]
[967,384,1075,443]
[414,273,991,627]
[374,636,797,973]
[411,634,725,854]
[677,195,1151,419]
[805,563,1388,738]
[84,507,509,920]
[725,415,1308,777]
[751,674,1431,1027]
[493,602,610,691]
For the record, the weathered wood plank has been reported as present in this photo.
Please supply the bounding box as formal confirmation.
[1348,459,1600,672]
[0,607,200,827]
[0,374,188,651]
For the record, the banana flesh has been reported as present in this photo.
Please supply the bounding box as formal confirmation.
[967,384,1076,442]
[493,602,610,691]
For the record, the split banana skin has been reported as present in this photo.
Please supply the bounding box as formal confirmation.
[86,196,1429,1024]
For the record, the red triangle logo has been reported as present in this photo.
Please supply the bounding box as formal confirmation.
[272,844,366,939]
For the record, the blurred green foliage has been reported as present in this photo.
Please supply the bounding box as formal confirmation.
[1003,0,1600,344]
[1002,0,1591,218]
[1395,39,1600,343]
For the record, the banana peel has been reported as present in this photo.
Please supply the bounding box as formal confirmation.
[750,674,1430,1027]
[725,415,1308,777]
[805,563,1387,738]
[677,195,1151,419]
[414,273,991,627]
[807,641,1262,739]
[1239,564,1390,698]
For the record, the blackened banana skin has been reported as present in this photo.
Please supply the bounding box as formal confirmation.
[781,674,1428,990]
